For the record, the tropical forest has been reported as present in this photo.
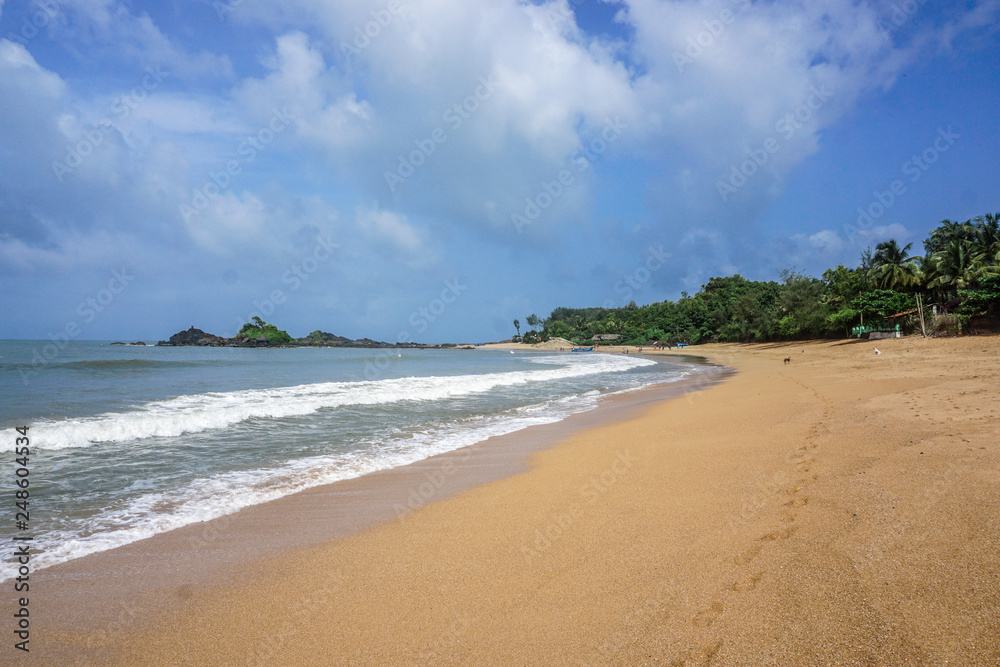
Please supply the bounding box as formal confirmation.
[520,214,1000,345]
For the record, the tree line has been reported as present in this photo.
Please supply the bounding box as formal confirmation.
[521,213,1000,345]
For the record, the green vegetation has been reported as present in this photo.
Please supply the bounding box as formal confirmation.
[958,275,1000,319]
[237,316,294,344]
[520,213,1000,345]
[300,330,351,345]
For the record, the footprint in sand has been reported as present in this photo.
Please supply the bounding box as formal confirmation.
[691,601,724,628]
[670,640,723,667]
[759,526,798,541]
[733,544,762,565]
[728,572,763,592]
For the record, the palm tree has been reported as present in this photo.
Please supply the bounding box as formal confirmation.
[513,319,521,339]
[927,240,977,293]
[924,219,976,254]
[972,213,1000,268]
[870,240,920,290]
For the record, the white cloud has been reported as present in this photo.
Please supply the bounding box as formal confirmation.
[355,205,425,257]
[186,191,268,256]
[854,222,911,247]
[234,32,372,149]
[2,0,998,340]
[939,0,1000,49]
[113,94,246,137]
[622,1,898,181]
[808,229,846,254]
[0,39,72,186]
[52,1,233,79]
[0,38,65,97]
[226,1,638,232]
[0,228,142,272]
[219,0,1000,249]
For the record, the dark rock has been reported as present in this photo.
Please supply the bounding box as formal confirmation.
[158,326,429,349]
[157,326,226,347]
[298,330,354,346]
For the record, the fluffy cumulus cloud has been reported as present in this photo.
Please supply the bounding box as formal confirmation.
[225,0,639,232]
[628,2,888,163]
[49,0,234,78]
[1,0,998,340]
[355,205,425,258]
[221,0,981,245]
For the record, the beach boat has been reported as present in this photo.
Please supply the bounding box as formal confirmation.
[571,346,594,352]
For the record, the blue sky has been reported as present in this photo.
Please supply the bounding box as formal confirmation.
[1,0,998,343]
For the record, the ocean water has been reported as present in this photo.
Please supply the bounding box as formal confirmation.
[0,341,706,579]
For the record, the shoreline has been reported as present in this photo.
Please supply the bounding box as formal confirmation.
[18,356,726,664]
[19,336,1000,665]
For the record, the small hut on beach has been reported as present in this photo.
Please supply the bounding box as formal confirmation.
[592,334,621,346]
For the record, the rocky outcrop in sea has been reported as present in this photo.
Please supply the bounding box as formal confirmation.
[155,327,449,349]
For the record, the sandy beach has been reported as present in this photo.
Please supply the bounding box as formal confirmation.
[27,336,1000,665]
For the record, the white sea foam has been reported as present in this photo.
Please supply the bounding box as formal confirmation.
[28,354,655,451]
[6,390,607,579]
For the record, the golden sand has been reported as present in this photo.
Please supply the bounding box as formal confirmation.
[52,337,1000,664]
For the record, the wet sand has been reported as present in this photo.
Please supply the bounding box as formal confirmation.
[19,357,723,665]
[18,337,1000,665]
